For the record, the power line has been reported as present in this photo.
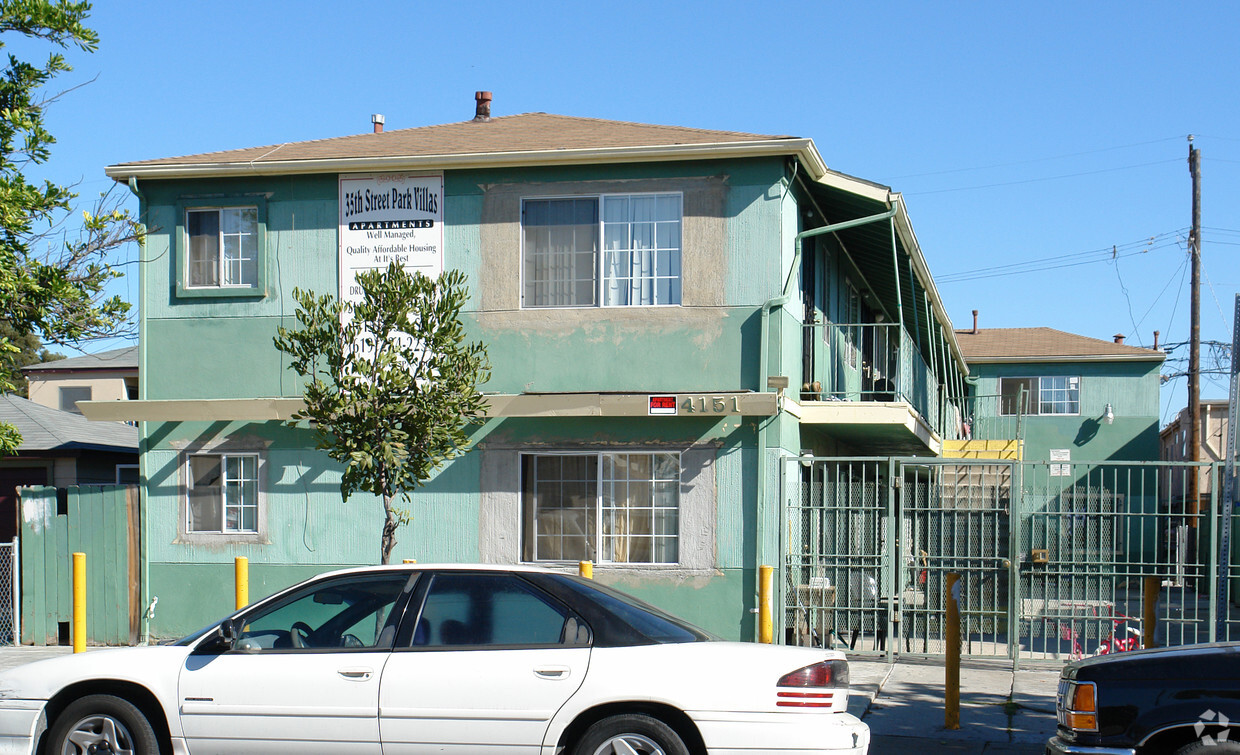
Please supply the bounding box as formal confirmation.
[906,159,1182,196]
[937,238,1182,284]
[938,231,1182,279]
[885,136,1186,180]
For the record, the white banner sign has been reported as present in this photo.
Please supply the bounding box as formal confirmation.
[338,173,443,304]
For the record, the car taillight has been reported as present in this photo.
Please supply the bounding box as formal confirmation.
[1058,681,1098,732]
[776,660,848,708]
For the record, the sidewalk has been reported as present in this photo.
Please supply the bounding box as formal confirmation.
[848,655,1062,754]
[0,646,1062,754]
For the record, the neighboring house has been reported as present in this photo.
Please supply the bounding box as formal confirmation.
[1160,398,1229,511]
[0,395,138,541]
[91,94,971,640]
[955,322,1164,464]
[23,346,139,415]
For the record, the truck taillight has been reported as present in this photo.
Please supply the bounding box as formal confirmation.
[776,661,848,708]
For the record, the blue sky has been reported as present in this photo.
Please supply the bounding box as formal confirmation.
[20,0,1240,422]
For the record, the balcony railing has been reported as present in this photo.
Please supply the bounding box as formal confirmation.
[800,322,967,439]
[967,392,1027,444]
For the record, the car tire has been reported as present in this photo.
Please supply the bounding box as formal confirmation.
[1175,740,1240,754]
[47,693,160,755]
[573,713,691,755]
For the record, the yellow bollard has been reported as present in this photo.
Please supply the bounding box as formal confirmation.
[579,561,593,579]
[1143,576,1160,649]
[235,557,249,610]
[758,565,773,644]
[945,572,961,730]
[72,552,86,653]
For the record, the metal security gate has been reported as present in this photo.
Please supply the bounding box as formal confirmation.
[782,457,1239,663]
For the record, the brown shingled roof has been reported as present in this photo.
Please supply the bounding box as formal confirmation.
[110,113,797,169]
[955,327,1165,362]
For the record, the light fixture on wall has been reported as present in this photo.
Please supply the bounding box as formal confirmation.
[1103,403,1114,425]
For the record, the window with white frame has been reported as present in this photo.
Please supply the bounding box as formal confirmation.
[186,453,259,533]
[522,194,682,308]
[999,376,1080,416]
[521,452,680,564]
[186,207,258,288]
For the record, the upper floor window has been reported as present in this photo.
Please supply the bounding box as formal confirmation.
[999,376,1080,416]
[175,196,266,299]
[521,452,680,564]
[59,386,91,414]
[187,207,258,288]
[522,193,682,308]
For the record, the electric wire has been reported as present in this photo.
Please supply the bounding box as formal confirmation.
[938,238,1182,284]
[905,159,1182,196]
[885,136,1186,180]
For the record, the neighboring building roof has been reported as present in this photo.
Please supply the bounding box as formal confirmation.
[22,346,137,374]
[0,394,137,453]
[106,112,808,179]
[955,328,1165,363]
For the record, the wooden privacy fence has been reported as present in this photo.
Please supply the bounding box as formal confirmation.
[19,485,140,646]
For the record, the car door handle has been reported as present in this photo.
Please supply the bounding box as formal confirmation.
[533,666,571,680]
[338,667,374,681]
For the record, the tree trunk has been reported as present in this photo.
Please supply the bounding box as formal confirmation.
[381,492,398,565]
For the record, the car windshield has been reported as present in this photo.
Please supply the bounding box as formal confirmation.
[545,573,717,644]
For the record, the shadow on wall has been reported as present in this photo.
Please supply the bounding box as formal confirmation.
[1074,418,1100,447]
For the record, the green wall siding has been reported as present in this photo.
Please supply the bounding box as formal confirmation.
[134,155,854,643]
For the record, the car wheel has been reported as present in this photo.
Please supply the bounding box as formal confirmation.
[48,693,160,755]
[574,713,690,755]
[1176,741,1240,754]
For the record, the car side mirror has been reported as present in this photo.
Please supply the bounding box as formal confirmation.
[196,618,240,654]
[219,618,239,646]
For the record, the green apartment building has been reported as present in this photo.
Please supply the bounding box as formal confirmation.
[90,95,974,641]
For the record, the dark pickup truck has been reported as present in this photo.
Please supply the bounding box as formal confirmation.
[1047,642,1240,754]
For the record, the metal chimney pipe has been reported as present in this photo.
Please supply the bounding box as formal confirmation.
[372,114,385,134]
[474,91,492,121]
[971,310,978,335]
[1154,330,1161,350]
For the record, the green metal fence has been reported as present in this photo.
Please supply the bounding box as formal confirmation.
[781,457,1236,663]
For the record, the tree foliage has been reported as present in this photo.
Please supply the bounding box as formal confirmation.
[0,0,141,454]
[274,263,491,564]
[0,320,62,395]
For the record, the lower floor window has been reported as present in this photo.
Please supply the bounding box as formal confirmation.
[187,453,258,533]
[522,452,680,564]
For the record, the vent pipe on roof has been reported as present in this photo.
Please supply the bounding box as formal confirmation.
[1113,333,1125,344]
[474,91,492,121]
[972,310,978,335]
[372,114,385,134]
[1154,330,1161,350]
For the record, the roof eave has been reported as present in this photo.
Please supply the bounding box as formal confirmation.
[106,138,820,181]
[966,353,1167,364]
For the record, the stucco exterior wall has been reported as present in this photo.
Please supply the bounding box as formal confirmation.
[136,157,793,641]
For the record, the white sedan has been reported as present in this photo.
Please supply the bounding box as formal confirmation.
[0,564,869,754]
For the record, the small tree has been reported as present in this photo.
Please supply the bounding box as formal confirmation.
[274,262,490,564]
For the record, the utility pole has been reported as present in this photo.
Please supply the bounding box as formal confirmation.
[1188,137,1202,534]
